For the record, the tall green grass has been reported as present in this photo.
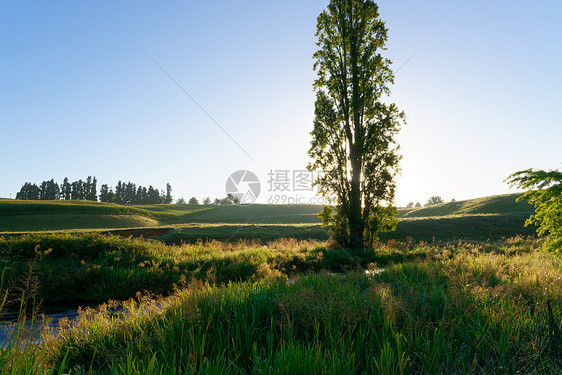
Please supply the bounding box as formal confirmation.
[0,233,545,304]
[0,234,365,303]
[41,243,562,374]
[0,262,67,375]
[0,237,560,373]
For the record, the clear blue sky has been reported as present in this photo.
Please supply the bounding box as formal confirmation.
[1,1,561,206]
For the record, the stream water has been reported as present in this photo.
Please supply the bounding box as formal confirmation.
[1,271,385,347]
[0,302,107,346]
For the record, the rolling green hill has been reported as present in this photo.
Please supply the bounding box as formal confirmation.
[0,199,168,218]
[387,193,536,242]
[168,204,325,224]
[0,200,201,232]
[398,193,533,218]
[0,193,537,242]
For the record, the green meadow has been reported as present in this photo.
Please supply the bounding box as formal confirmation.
[2,0,559,372]
[0,193,536,243]
[1,235,561,373]
[1,194,560,374]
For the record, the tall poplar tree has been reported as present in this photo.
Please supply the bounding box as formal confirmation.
[165,183,173,204]
[62,178,71,200]
[309,0,404,248]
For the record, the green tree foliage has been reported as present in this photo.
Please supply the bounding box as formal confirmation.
[308,0,404,248]
[188,197,199,205]
[62,178,71,200]
[15,183,40,200]
[165,183,173,204]
[426,196,444,206]
[17,180,60,200]
[214,194,240,206]
[16,177,97,201]
[414,202,421,207]
[406,202,414,208]
[99,184,113,203]
[506,168,562,251]
[102,181,167,205]
[71,180,84,200]
[87,176,97,201]
[39,179,60,200]
[15,177,171,205]
[364,206,398,247]
[202,197,211,205]
[85,176,92,200]
[114,181,123,204]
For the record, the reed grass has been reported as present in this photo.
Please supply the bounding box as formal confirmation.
[0,233,426,303]
[1,236,561,373]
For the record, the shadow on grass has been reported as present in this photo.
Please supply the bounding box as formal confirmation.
[43,256,562,374]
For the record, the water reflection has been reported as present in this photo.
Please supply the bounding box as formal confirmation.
[0,302,113,346]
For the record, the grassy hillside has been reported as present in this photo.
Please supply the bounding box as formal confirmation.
[398,193,533,217]
[158,193,536,243]
[0,200,200,232]
[159,224,329,244]
[387,193,536,242]
[0,199,168,218]
[168,204,325,224]
[0,193,537,242]
[382,213,536,243]
[0,214,162,232]
[131,203,210,217]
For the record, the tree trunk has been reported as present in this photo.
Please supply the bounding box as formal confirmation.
[348,11,364,250]
[348,154,363,249]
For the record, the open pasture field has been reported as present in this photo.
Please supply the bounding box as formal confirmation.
[0,194,557,374]
[0,193,536,244]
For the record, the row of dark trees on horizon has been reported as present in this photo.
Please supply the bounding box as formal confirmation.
[179,194,239,206]
[16,177,98,201]
[15,177,173,205]
[99,181,172,205]
[405,196,451,208]
[406,195,456,208]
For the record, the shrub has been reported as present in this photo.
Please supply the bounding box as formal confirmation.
[506,168,562,252]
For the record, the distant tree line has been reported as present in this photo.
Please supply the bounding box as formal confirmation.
[405,196,451,208]
[15,177,172,205]
[99,181,172,204]
[176,195,240,206]
[426,196,445,206]
[16,176,98,201]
